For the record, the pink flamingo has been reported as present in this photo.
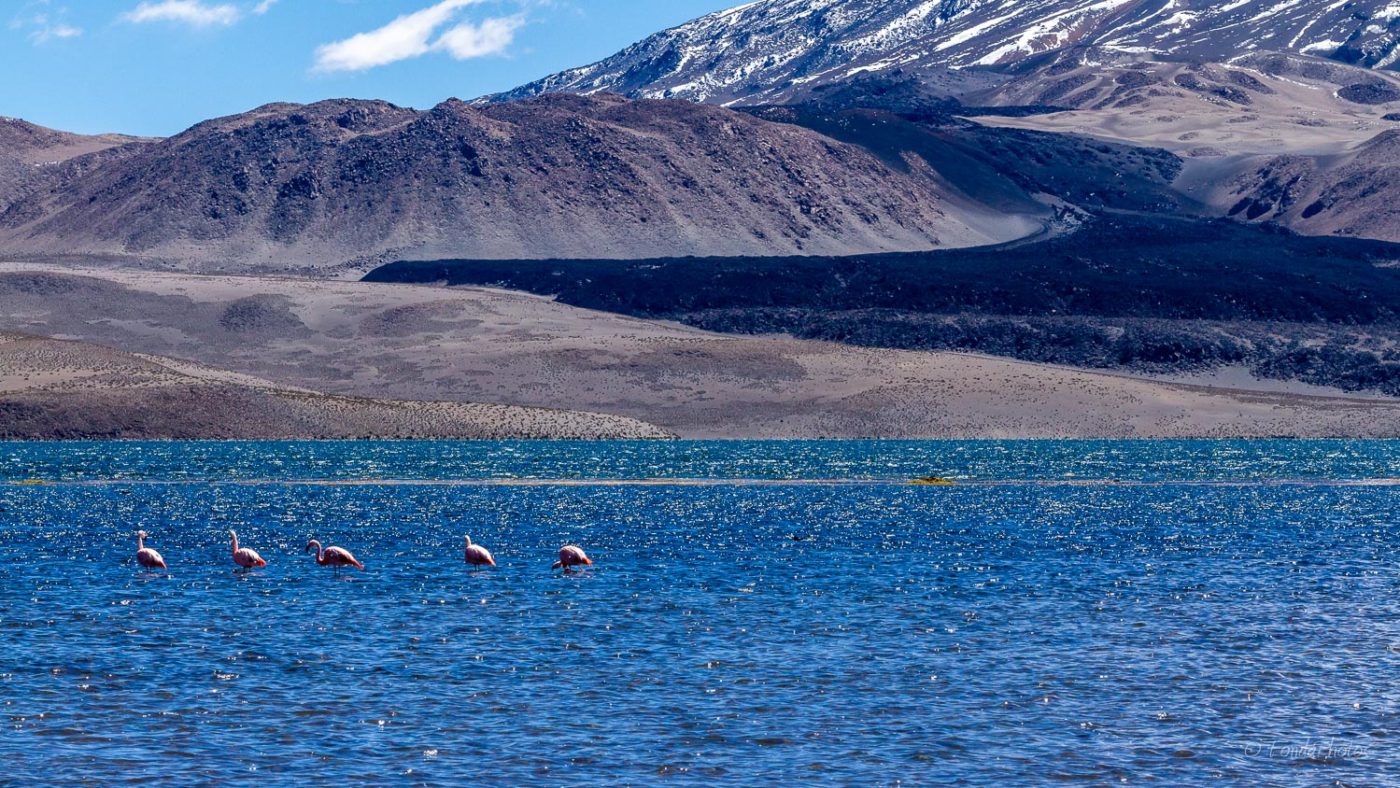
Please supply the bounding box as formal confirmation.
[135,530,167,571]
[552,544,592,572]
[464,536,496,568]
[230,531,267,571]
[306,539,364,576]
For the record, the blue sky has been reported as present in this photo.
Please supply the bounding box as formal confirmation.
[3,0,736,136]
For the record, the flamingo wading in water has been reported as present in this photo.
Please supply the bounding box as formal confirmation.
[464,536,496,568]
[552,545,592,572]
[306,539,364,576]
[230,531,267,571]
[135,530,167,571]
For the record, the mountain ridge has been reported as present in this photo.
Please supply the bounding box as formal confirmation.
[491,0,1400,106]
[0,95,1028,272]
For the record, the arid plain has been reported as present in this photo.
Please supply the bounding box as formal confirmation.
[2,263,1398,439]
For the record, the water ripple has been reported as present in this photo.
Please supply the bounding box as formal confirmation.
[0,442,1396,784]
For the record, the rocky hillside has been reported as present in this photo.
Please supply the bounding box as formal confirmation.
[0,95,1019,273]
[1204,129,1400,241]
[493,0,1400,106]
[480,1,1400,246]
[0,117,149,214]
[0,117,145,165]
[963,51,1400,240]
[967,51,1400,153]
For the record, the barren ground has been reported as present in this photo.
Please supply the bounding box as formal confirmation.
[1,263,1398,438]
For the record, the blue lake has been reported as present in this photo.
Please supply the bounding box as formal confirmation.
[2,440,1399,784]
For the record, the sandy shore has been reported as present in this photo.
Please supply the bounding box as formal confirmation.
[0,332,671,440]
[1,263,1398,438]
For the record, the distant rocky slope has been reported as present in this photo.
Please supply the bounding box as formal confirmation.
[0,95,1019,273]
[0,117,149,214]
[0,117,145,165]
[966,51,1400,241]
[483,0,1400,245]
[1201,129,1400,240]
[979,52,1400,137]
[493,0,1400,106]
[0,332,672,440]
[13,0,1400,267]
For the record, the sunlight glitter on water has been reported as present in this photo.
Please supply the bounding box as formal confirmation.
[0,441,1397,784]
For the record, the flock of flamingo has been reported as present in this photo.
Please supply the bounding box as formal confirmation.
[133,530,593,575]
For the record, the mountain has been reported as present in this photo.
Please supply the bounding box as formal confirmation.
[972,52,1400,154]
[493,0,1400,106]
[0,117,145,165]
[0,95,1024,272]
[0,118,149,214]
[1197,129,1400,240]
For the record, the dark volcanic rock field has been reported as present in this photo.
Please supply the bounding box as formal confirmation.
[366,214,1400,397]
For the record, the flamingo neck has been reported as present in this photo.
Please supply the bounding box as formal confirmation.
[308,540,324,563]
[137,533,145,550]
[230,532,239,553]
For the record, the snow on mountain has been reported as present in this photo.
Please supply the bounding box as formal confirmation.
[492,0,1400,105]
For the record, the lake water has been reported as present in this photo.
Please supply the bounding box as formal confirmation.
[2,440,1399,784]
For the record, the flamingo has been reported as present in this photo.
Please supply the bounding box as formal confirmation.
[230,530,267,571]
[135,530,167,571]
[464,536,496,568]
[306,539,364,576]
[552,544,592,572]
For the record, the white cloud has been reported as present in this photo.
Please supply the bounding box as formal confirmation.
[314,0,522,73]
[39,21,82,40]
[11,2,84,44]
[437,15,522,59]
[252,0,277,14]
[123,1,242,27]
